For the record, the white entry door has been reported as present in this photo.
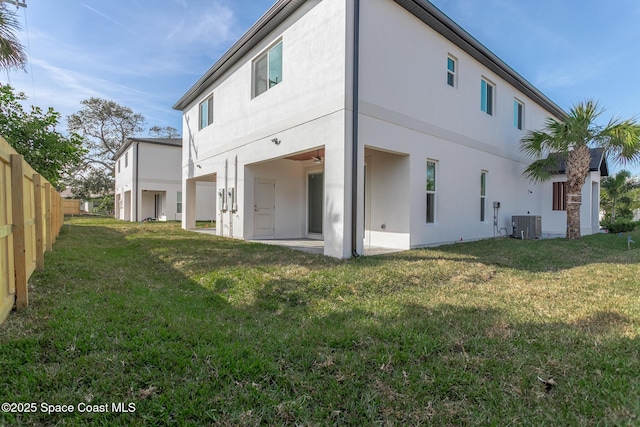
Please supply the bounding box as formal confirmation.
[254,178,275,237]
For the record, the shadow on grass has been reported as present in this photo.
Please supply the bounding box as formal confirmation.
[1,219,638,426]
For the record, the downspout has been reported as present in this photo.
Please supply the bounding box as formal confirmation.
[135,142,139,222]
[351,0,361,258]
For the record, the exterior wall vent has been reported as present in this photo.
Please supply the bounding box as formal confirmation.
[511,215,542,239]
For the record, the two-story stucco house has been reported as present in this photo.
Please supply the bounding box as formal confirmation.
[114,137,215,223]
[173,0,606,258]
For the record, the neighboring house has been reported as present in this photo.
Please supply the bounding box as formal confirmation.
[173,0,605,258]
[542,148,608,235]
[114,137,215,222]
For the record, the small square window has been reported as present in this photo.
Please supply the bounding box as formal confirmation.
[481,79,494,116]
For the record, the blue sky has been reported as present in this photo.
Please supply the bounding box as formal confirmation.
[3,0,640,174]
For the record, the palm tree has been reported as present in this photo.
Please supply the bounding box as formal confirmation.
[0,4,26,71]
[521,100,640,240]
[601,170,639,222]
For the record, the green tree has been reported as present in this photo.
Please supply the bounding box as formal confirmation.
[0,4,27,71]
[601,170,639,222]
[67,167,114,201]
[0,85,84,188]
[67,98,145,174]
[521,100,640,240]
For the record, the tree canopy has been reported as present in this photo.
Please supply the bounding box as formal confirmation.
[0,85,85,188]
[67,98,145,174]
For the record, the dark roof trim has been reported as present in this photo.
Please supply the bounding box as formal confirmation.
[113,137,182,160]
[174,0,567,120]
[546,148,609,177]
[173,0,306,111]
[393,0,566,120]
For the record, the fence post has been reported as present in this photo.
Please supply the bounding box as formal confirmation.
[45,182,52,252]
[34,174,44,271]
[10,154,27,309]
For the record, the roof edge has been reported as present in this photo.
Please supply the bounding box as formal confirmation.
[113,137,182,160]
[173,0,306,111]
[393,0,566,120]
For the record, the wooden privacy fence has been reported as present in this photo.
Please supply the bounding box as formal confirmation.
[1,136,63,326]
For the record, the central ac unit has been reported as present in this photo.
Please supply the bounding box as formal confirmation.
[511,215,541,239]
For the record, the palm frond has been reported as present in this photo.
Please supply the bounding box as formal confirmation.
[522,157,561,183]
[0,6,26,71]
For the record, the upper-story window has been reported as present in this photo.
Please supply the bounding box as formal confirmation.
[447,55,457,87]
[480,78,494,116]
[253,41,283,98]
[117,160,121,173]
[199,95,214,130]
[514,99,524,130]
[125,152,129,168]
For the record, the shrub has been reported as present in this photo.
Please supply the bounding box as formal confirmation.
[601,218,638,233]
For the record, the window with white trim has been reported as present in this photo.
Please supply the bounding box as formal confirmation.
[481,78,494,115]
[447,55,457,87]
[125,152,128,168]
[177,191,183,214]
[252,41,283,98]
[426,160,437,224]
[199,95,213,130]
[514,99,524,130]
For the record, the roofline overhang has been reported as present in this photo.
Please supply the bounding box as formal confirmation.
[173,0,306,111]
[173,0,567,120]
[393,0,566,120]
[112,137,182,161]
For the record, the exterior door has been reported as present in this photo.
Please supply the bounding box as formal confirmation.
[308,172,323,235]
[254,178,275,237]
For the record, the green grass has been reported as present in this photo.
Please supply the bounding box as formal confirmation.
[1,217,639,426]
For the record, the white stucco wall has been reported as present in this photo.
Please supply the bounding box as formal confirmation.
[356,0,570,246]
[179,0,599,256]
[181,0,352,257]
[115,142,215,222]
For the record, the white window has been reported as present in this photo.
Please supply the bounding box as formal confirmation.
[253,41,283,98]
[480,171,487,222]
[117,160,121,173]
[481,78,494,115]
[125,152,128,168]
[514,99,524,130]
[177,191,183,214]
[426,160,437,224]
[199,95,213,130]
[447,55,457,87]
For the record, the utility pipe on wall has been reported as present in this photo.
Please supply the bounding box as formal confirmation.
[351,0,361,258]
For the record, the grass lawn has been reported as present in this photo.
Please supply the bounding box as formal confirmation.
[1,217,639,426]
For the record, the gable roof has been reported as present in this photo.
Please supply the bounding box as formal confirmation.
[546,148,610,177]
[113,137,182,161]
[173,0,566,120]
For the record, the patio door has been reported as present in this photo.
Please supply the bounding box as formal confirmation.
[307,172,323,235]
[254,178,275,237]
